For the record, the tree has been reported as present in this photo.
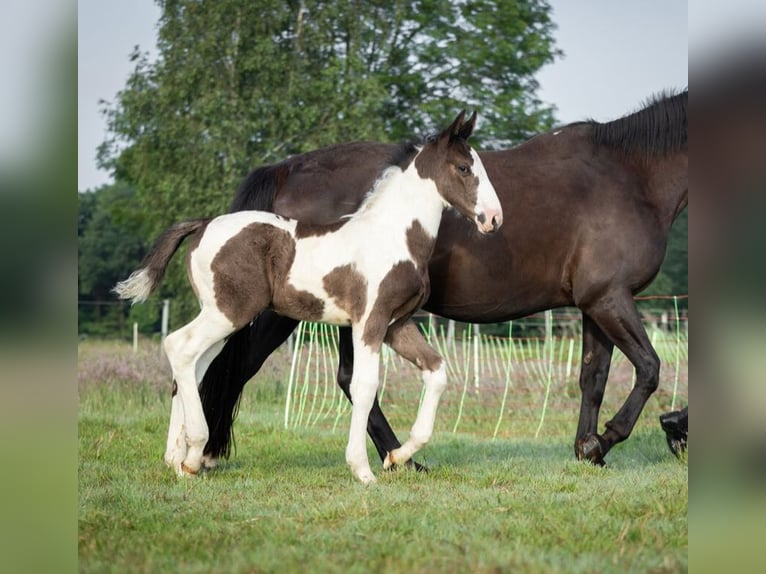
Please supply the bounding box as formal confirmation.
[78,184,158,336]
[98,0,561,322]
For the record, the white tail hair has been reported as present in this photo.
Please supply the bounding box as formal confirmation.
[113,269,154,305]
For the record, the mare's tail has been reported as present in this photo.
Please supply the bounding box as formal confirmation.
[113,219,210,304]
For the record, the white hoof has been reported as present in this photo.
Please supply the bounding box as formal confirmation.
[351,466,377,484]
[383,451,397,470]
[384,444,414,469]
[177,461,199,477]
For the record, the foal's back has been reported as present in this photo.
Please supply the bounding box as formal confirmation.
[191,180,431,331]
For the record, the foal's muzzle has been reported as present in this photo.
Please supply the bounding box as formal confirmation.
[476,208,503,234]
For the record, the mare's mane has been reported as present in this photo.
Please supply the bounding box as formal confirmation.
[589,89,688,160]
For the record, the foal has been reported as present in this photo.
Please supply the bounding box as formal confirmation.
[115,111,502,483]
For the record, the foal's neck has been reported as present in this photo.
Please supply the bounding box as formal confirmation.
[354,163,446,236]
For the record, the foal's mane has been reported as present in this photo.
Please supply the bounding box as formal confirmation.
[590,89,688,160]
[349,140,421,217]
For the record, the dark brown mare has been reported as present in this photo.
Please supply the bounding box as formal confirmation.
[199,90,688,467]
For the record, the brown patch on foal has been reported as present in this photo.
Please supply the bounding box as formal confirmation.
[323,264,367,323]
[405,220,435,271]
[384,322,442,372]
[211,223,324,326]
[362,261,427,349]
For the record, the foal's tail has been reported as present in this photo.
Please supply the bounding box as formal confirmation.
[113,219,210,304]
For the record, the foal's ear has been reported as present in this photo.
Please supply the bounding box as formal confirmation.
[456,111,477,140]
[439,110,467,142]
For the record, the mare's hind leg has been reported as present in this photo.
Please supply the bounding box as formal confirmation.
[164,310,237,476]
[573,314,614,464]
[576,289,660,465]
[201,311,300,462]
[381,321,447,469]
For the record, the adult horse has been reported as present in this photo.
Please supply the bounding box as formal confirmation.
[200,90,688,467]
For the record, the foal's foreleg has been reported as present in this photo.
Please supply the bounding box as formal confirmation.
[381,321,447,469]
[345,332,382,484]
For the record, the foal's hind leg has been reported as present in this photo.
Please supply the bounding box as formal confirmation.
[165,339,227,470]
[573,314,614,463]
[164,310,237,476]
[381,321,447,469]
[576,290,661,464]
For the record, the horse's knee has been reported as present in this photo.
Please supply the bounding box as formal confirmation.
[164,331,193,368]
[637,354,661,394]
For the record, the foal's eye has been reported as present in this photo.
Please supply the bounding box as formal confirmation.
[456,165,471,175]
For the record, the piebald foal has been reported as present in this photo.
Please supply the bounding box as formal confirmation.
[115,111,502,483]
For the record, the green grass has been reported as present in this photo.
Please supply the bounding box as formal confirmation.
[79,341,687,573]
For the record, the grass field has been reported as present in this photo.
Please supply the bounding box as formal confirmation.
[78,339,687,573]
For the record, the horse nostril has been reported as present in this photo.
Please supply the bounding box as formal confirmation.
[477,213,487,225]
[491,214,502,231]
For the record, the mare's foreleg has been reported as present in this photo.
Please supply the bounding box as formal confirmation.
[573,314,614,464]
[576,289,661,465]
[381,321,447,469]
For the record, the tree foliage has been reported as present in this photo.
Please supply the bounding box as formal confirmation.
[78,184,160,335]
[96,0,562,325]
[99,0,561,225]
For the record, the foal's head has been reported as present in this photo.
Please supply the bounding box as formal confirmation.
[415,111,503,234]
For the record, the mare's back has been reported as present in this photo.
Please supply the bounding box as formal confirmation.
[273,142,396,224]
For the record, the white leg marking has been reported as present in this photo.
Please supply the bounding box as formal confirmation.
[164,339,225,470]
[163,310,235,476]
[345,335,381,484]
[384,361,447,468]
[164,392,186,468]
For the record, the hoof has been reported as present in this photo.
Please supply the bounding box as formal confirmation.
[659,409,688,458]
[354,470,377,485]
[382,453,429,473]
[576,434,606,466]
[179,462,199,476]
[667,437,687,458]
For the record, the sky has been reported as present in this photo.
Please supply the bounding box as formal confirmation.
[76,0,689,192]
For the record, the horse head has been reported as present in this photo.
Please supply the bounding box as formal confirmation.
[415,110,503,234]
